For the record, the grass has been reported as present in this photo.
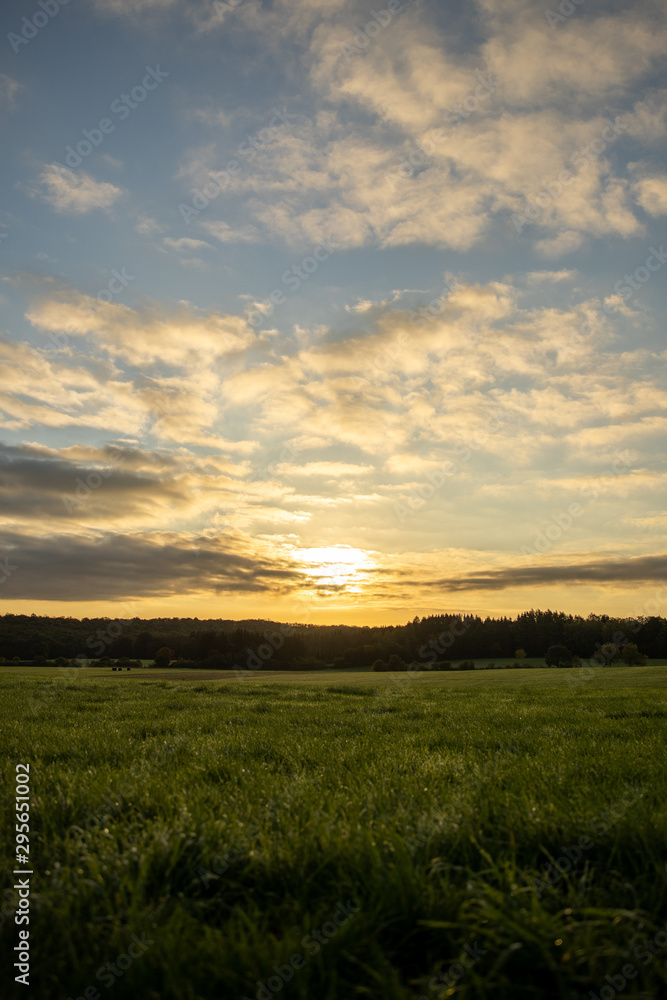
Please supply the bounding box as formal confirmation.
[0,666,666,999]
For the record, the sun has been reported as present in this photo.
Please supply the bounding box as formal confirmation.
[293,545,376,592]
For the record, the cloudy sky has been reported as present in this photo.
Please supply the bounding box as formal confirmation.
[0,0,666,624]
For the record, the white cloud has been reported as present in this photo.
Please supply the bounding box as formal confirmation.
[201,221,261,244]
[534,230,584,259]
[526,269,577,283]
[25,292,255,368]
[35,165,123,215]
[135,214,163,235]
[632,174,667,216]
[162,236,214,252]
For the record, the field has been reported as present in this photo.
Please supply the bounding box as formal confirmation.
[1,667,666,1000]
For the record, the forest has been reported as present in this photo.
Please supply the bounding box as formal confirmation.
[0,608,665,669]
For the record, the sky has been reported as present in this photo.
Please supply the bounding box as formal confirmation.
[0,0,666,625]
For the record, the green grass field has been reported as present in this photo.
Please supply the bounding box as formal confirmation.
[1,666,666,999]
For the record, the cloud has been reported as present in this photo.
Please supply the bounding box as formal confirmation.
[534,230,584,258]
[0,528,309,601]
[169,0,666,254]
[525,269,577,283]
[432,553,667,592]
[162,236,214,252]
[135,214,163,235]
[87,0,179,13]
[26,291,255,368]
[0,442,192,526]
[632,174,667,216]
[35,165,123,215]
[201,221,261,244]
[0,75,20,114]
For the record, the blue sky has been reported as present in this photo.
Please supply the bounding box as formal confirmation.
[0,0,666,624]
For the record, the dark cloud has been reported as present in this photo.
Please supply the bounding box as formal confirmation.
[0,442,189,520]
[0,530,309,601]
[433,555,667,592]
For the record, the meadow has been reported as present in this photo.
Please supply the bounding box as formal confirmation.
[1,666,666,1000]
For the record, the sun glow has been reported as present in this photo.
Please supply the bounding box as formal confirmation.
[293,545,377,592]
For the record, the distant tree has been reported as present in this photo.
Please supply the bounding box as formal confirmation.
[620,643,647,666]
[388,653,406,670]
[458,660,475,670]
[545,644,573,667]
[153,647,173,669]
[515,648,527,659]
[599,643,621,665]
[371,659,387,672]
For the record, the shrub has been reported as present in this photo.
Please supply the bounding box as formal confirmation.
[458,660,475,670]
[620,643,648,666]
[600,642,621,665]
[388,653,406,671]
[371,659,387,672]
[515,648,527,659]
[487,662,495,670]
[153,647,174,669]
[434,661,451,671]
[545,644,573,667]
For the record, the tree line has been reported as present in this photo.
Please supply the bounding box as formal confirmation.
[0,608,664,669]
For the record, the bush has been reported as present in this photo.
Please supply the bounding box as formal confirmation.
[153,647,174,669]
[371,659,387,672]
[600,642,621,665]
[388,653,406,671]
[433,661,451,671]
[458,660,475,670]
[515,648,527,659]
[620,643,648,666]
[545,644,573,667]
[487,662,495,670]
